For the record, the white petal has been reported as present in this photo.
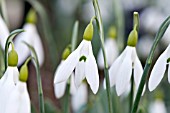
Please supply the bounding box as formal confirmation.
[54,41,84,83]
[75,61,85,88]
[14,24,33,66]
[149,100,167,113]
[133,49,144,94]
[116,47,132,96]
[148,46,169,91]
[80,40,90,56]
[70,74,77,95]
[71,83,88,112]
[54,81,67,98]
[85,43,99,94]
[107,46,127,88]
[33,28,44,66]
[0,15,9,50]
[5,82,31,113]
[97,38,119,69]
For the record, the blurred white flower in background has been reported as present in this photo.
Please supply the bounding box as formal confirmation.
[97,38,119,69]
[137,35,159,59]
[140,7,166,34]
[71,83,87,112]
[14,23,44,66]
[149,99,167,113]
[0,15,9,50]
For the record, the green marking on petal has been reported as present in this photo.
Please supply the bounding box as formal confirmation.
[79,55,87,62]
[167,58,170,63]
[83,22,93,41]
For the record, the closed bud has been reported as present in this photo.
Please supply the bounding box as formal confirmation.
[83,23,93,41]
[62,47,71,60]
[19,64,28,82]
[127,29,138,47]
[8,49,18,66]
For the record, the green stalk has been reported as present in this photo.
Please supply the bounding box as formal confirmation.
[131,16,170,113]
[64,21,79,113]
[23,42,45,113]
[92,0,113,113]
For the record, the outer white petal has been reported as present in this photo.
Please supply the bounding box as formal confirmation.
[116,47,132,96]
[14,24,33,66]
[54,81,67,98]
[97,38,119,69]
[32,27,44,66]
[149,100,167,113]
[148,45,169,91]
[71,83,88,112]
[85,43,99,94]
[106,46,127,88]
[0,67,19,112]
[0,15,9,50]
[54,41,84,83]
[133,49,145,95]
[4,82,31,113]
[75,61,85,88]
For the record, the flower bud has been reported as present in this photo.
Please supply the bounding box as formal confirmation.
[19,64,28,82]
[62,47,71,60]
[108,26,116,39]
[83,23,93,41]
[26,9,37,24]
[8,49,18,66]
[127,29,138,47]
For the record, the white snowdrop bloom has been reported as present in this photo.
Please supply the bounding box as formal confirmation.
[14,23,44,66]
[71,82,88,112]
[4,81,31,113]
[108,28,143,96]
[97,38,119,69]
[149,99,167,113]
[0,15,10,50]
[0,66,19,112]
[148,45,170,91]
[54,23,99,94]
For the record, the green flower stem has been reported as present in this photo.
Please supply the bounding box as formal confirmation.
[92,0,113,113]
[131,16,170,113]
[4,29,24,70]
[129,73,134,112]
[23,42,45,113]
[64,21,79,113]
[133,12,139,32]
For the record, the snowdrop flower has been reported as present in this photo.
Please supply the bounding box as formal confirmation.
[109,28,143,96]
[0,14,9,50]
[97,26,119,69]
[148,44,170,91]
[0,46,19,112]
[14,9,44,66]
[149,99,167,113]
[54,22,99,94]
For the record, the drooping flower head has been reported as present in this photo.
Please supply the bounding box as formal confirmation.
[14,9,44,66]
[97,26,119,69]
[108,12,144,96]
[54,20,99,94]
